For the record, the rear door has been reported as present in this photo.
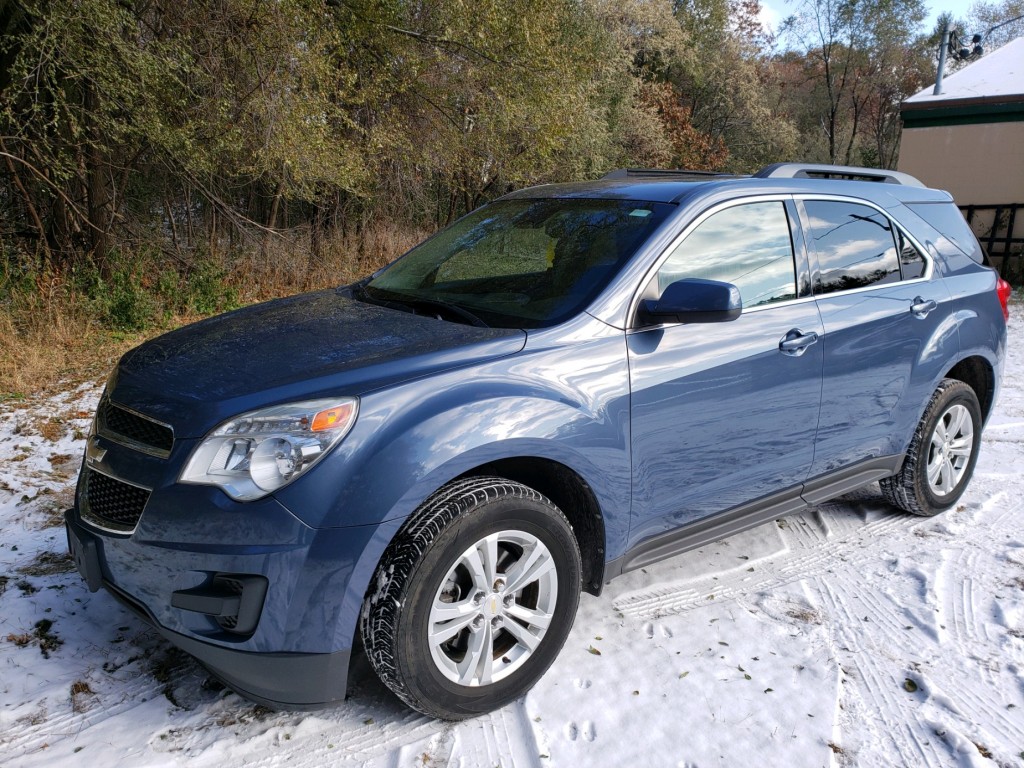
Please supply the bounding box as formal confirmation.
[799,197,956,479]
[627,198,824,546]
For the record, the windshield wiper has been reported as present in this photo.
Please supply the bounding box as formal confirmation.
[360,286,490,328]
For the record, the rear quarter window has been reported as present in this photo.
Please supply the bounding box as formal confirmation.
[898,230,926,280]
[906,203,985,264]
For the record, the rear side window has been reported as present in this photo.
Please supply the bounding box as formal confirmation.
[804,201,900,294]
[907,203,984,263]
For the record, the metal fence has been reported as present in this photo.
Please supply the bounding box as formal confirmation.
[960,203,1024,282]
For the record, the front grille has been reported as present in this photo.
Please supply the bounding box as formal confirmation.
[82,469,150,533]
[98,399,174,456]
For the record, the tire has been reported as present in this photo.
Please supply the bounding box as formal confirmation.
[880,379,982,516]
[360,476,582,720]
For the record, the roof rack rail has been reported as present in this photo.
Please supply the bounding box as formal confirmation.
[754,163,925,188]
[602,168,737,181]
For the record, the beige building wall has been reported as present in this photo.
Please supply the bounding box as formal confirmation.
[898,122,1024,204]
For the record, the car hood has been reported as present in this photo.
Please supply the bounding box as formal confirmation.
[111,289,526,437]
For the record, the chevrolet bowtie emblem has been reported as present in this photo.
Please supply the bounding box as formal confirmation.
[86,437,106,466]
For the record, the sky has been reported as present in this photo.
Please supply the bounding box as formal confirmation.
[758,0,981,38]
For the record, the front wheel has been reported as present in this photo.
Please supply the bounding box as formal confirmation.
[360,477,582,719]
[880,379,982,516]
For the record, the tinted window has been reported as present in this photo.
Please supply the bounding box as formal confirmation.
[366,199,674,328]
[805,201,900,294]
[907,202,984,263]
[657,202,797,307]
[898,230,926,280]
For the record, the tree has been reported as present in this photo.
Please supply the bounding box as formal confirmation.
[968,0,1024,50]
[780,0,927,167]
[669,0,799,171]
[0,0,372,270]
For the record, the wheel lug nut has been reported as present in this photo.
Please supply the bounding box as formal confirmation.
[491,616,502,629]
[493,578,506,592]
[473,591,486,605]
[503,594,514,608]
[471,615,484,631]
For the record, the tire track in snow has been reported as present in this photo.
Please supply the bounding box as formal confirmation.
[399,701,542,768]
[0,647,198,756]
[174,698,542,768]
[816,578,946,767]
[392,701,543,768]
[920,510,1024,747]
[847,574,921,643]
[178,706,440,768]
[815,492,1024,764]
[946,548,980,645]
[612,509,909,620]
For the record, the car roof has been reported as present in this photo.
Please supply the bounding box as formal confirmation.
[499,165,953,207]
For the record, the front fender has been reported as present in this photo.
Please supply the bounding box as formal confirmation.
[315,432,625,659]
[288,338,630,662]
[273,326,631,532]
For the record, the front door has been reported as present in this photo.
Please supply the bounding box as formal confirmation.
[628,199,824,547]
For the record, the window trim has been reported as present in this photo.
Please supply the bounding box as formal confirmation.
[794,194,934,300]
[627,194,808,331]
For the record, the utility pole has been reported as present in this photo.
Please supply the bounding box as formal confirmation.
[933,20,950,95]
[933,13,1024,96]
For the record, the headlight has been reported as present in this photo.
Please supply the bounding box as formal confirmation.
[180,398,358,501]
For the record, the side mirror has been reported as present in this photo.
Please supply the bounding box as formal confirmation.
[639,278,742,324]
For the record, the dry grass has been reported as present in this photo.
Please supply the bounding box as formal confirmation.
[70,680,96,713]
[17,551,76,577]
[32,485,77,529]
[0,298,147,399]
[0,225,427,397]
[5,632,32,648]
[227,223,425,304]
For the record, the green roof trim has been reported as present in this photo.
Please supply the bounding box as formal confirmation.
[901,100,1024,128]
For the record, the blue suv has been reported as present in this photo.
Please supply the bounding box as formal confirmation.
[65,163,1010,719]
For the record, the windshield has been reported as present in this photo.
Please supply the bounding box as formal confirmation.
[364,198,674,328]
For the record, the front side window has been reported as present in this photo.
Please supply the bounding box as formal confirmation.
[804,201,901,294]
[365,199,674,328]
[656,201,797,308]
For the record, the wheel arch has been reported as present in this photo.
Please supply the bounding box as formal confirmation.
[943,355,995,423]
[339,450,612,693]
[459,457,607,596]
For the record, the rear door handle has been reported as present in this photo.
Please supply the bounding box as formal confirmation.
[779,329,819,356]
[910,297,937,318]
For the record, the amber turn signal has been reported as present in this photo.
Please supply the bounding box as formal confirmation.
[311,402,356,432]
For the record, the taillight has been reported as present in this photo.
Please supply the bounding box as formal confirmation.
[996,276,1012,321]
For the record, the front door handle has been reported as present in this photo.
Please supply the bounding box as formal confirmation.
[910,297,937,318]
[779,329,819,356]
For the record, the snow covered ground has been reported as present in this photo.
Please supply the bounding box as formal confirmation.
[1,310,1022,768]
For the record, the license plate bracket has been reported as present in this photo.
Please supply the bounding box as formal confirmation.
[66,515,103,593]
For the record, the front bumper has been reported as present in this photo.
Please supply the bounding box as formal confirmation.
[67,512,350,707]
[64,493,375,708]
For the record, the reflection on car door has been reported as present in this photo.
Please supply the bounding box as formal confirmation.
[627,200,824,547]
[799,198,957,478]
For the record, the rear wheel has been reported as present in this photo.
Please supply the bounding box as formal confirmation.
[880,379,982,516]
[361,477,581,719]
